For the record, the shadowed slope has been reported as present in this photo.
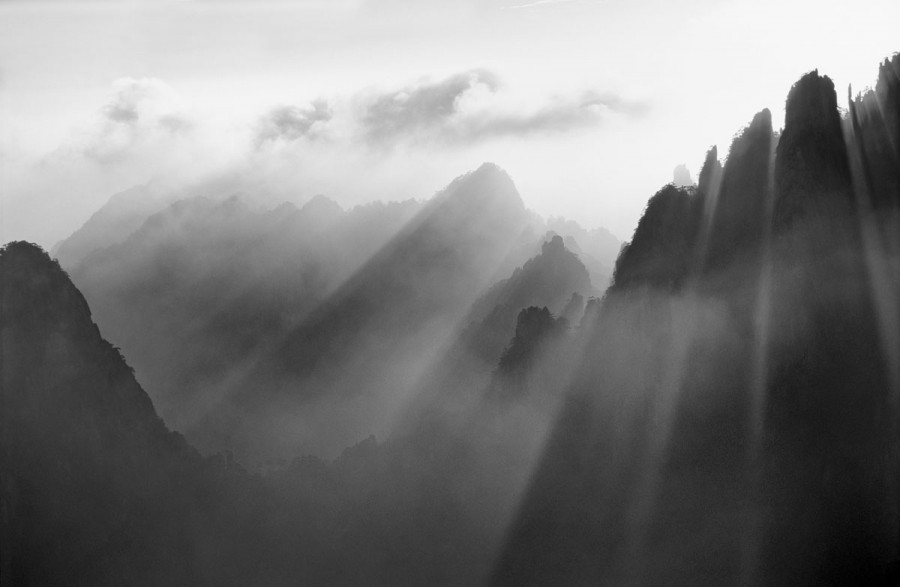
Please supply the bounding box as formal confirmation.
[492,61,900,586]
[1,242,205,586]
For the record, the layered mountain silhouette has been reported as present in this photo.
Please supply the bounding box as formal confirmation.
[65,189,424,459]
[61,162,615,462]
[4,53,899,587]
[1,242,535,586]
[493,55,900,586]
[463,234,592,366]
[1,241,209,585]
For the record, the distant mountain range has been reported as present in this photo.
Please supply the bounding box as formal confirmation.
[56,162,617,462]
[3,53,899,586]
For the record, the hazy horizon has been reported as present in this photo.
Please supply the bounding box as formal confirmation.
[3,4,899,583]
[2,0,897,247]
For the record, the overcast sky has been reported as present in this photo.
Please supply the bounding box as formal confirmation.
[1,0,897,246]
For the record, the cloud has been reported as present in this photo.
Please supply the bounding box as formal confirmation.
[255,100,332,146]
[360,69,501,144]
[81,77,193,164]
[453,90,647,141]
[357,71,645,147]
[4,69,646,247]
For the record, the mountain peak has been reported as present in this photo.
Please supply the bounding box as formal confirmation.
[774,69,852,228]
[446,161,523,221]
[541,234,566,256]
[472,161,506,177]
[1,239,165,429]
[783,70,838,129]
[301,194,344,216]
[698,145,722,197]
[1,241,93,327]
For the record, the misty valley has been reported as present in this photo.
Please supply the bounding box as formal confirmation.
[2,55,900,586]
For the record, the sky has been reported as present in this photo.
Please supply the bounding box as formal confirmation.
[1,0,897,246]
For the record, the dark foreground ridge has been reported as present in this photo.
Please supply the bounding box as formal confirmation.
[493,54,900,586]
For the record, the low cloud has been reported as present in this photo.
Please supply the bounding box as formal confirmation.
[81,77,193,165]
[360,69,501,143]
[356,71,645,147]
[4,69,647,247]
[255,100,333,146]
[453,90,648,142]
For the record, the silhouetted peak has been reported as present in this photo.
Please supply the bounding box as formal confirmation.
[876,53,900,146]
[438,162,526,217]
[673,164,694,187]
[512,306,557,340]
[462,229,590,366]
[784,70,840,130]
[611,184,698,291]
[472,161,508,181]
[541,234,566,256]
[698,145,722,197]
[301,194,344,217]
[750,107,772,130]
[702,109,775,271]
[497,306,566,376]
[774,69,852,228]
[3,240,58,268]
[723,110,774,171]
[1,241,93,328]
[877,52,900,89]
[1,240,163,426]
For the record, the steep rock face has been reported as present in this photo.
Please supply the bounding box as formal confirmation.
[1,242,205,586]
[0,242,509,587]
[879,54,900,156]
[697,145,723,200]
[462,235,592,366]
[495,307,567,384]
[760,67,898,586]
[774,71,853,230]
[848,53,900,212]
[703,109,775,270]
[493,61,900,586]
[545,217,619,287]
[610,184,700,292]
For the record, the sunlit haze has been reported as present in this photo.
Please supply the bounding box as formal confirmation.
[1,0,897,244]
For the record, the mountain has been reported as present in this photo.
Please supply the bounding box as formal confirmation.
[0,241,551,586]
[56,161,619,463]
[50,183,170,268]
[702,108,774,271]
[71,163,543,462]
[62,161,616,463]
[492,55,900,586]
[1,241,211,585]
[219,162,538,461]
[545,217,618,287]
[66,190,423,459]
[6,54,899,587]
[462,234,592,367]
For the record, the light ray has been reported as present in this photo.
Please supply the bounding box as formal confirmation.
[739,133,776,586]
